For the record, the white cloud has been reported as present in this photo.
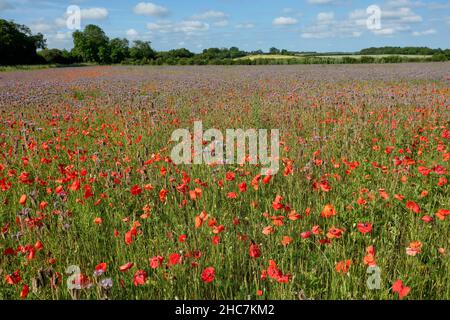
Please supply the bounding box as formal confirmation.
[126,28,139,39]
[317,12,335,22]
[373,28,396,35]
[273,17,298,26]
[192,10,229,28]
[133,2,169,17]
[213,20,229,27]
[30,21,55,34]
[236,23,255,29]
[80,7,109,20]
[192,10,227,20]
[307,0,338,4]
[412,28,437,36]
[147,20,209,34]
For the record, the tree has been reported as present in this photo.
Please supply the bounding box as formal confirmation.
[269,47,280,54]
[38,48,74,64]
[129,40,156,62]
[72,24,109,63]
[109,38,129,63]
[0,19,46,65]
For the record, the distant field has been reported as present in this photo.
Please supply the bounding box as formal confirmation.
[236,54,300,60]
[236,54,433,61]
[318,54,432,59]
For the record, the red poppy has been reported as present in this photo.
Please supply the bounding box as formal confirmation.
[249,243,261,258]
[272,195,284,210]
[133,270,147,286]
[357,222,372,234]
[238,182,247,192]
[149,256,164,269]
[20,284,29,299]
[201,267,215,283]
[335,260,351,273]
[321,204,336,218]
[19,194,27,206]
[392,279,410,299]
[225,172,235,181]
[406,201,420,213]
[119,262,134,272]
[168,253,181,266]
[130,185,142,195]
[159,188,168,202]
[95,262,107,274]
[326,226,344,239]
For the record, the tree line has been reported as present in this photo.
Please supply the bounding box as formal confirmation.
[1,19,449,66]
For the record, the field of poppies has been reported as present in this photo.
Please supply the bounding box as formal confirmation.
[0,63,449,300]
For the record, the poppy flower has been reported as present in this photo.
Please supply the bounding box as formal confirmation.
[133,270,147,286]
[5,270,21,285]
[326,226,344,239]
[225,172,235,181]
[168,253,181,266]
[300,231,312,239]
[406,201,420,213]
[94,262,107,276]
[212,235,220,245]
[335,260,351,273]
[378,189,389,200]
[262,175,272,184]
[20,284,29,299]
[201,267,215,283]
[406,241,422,256]
[288,210,301,221]
[272,195,284,210]
[125,227,137,245]
[435,209,449,220]
[226,192,237,199]
[159,188,168,202]
[418,166,431,176]
[238,182,247,192]
[392,279,410,299]
[119,262,134,272]
[130,185,142,196]
[281,236,293,246]
[149,256,164,269]
[321,204,336,218]
[262,226,275,235]
[357,222,372,234]
[249,243,261,258]
[438,177,447,186]
[19,194,27,206]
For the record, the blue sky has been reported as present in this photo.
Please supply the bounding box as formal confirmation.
[1,0,449,52]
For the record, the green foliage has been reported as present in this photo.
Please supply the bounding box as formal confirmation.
[38,48,78,64]
[129,40,156,63]
[72,24,110,63]
[0,19,46,65]
[109,38,129,64]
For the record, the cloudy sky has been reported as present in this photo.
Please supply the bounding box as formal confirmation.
[1,0,449,52]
